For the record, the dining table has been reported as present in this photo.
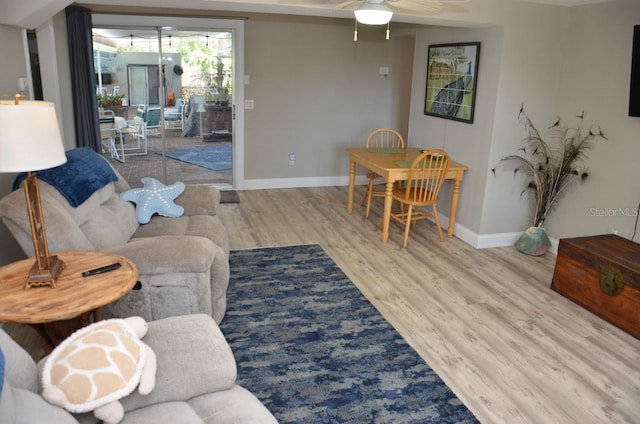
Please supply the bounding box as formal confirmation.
[346,147,468,244]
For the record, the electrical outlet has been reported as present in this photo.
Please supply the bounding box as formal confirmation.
[288,153,296,166]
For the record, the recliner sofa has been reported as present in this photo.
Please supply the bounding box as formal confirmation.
[0,313,278,423]
[0,148,230,323]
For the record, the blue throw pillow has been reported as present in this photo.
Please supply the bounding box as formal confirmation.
[120,177,185,224]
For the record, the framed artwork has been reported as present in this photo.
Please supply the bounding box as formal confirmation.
[424,42,480,124]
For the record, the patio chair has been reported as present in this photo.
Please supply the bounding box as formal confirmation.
[164,98,185,130]
[99,109,124,163]
[145,106,162,136]
[118,104,148,160]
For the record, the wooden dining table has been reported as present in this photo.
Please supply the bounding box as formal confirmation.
[346,147,468,243]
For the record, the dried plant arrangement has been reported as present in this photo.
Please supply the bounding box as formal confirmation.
[492,106,606,254]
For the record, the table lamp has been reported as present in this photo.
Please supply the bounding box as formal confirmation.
[0,96,68,289]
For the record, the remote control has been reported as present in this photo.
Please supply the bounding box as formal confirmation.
[82,262,122,277]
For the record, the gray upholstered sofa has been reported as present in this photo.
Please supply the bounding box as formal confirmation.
[0,148,230,323]
[0,314,278,423]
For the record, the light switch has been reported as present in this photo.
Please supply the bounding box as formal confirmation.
[244,75,250,85]
[244,100,254,109]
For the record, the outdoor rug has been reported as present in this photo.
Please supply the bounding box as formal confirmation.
[220,244,478,424]
[160,145,232,171]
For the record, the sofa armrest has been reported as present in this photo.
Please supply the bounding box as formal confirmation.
[175,185,220,216]
[119,314,237,413]
[109,236,216,275]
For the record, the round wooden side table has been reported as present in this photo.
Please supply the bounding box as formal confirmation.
[0,251,138,351]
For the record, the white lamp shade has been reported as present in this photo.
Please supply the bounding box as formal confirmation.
[354,4,393,25]
[0,100,67,172]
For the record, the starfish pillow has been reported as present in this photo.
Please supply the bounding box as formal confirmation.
[120,177,185,224]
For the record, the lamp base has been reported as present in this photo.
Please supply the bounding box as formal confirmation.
[25,255,65,289]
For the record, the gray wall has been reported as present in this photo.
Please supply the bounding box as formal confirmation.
[0,25,29,264]
[1,0,640,266]
[244,16,415,180]
[550,0,640,241]
[408,0,640,245]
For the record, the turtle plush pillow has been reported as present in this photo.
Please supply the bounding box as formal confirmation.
[41,317,157,424]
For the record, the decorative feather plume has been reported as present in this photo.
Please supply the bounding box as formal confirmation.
[492,106,606,227]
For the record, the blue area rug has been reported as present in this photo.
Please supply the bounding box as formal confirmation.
[220,244,478,423]
[161,145,232,171]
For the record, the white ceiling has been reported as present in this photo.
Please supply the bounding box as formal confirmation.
[522,0,615,5]
[0,0,621,29]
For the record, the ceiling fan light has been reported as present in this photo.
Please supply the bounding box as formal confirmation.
[354,4,393,25]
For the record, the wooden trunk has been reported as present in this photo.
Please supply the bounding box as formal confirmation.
[551,234,640,339]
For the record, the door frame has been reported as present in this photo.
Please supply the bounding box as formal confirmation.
[92,14,245,190]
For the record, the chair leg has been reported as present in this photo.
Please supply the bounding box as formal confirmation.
[362,176,374,207]
[116,132,126,163]
[402,205,413,248]
[108,137,124,163]
[433,204,444,241]
[140,130,148,155]
[364,179,375,219]
[361,179,370,206]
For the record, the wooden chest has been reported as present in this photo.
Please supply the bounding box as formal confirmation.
[551,234,640,339]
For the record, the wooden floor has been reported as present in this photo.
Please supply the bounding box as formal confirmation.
[7,186,640,423]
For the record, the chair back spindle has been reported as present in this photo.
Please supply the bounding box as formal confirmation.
[365,128,405,149]
[389,148,451,247]
[405,150,450,204]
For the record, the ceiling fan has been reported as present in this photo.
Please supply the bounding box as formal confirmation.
[279,0,470,24]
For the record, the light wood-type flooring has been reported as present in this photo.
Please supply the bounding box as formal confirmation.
[6,185,640,423]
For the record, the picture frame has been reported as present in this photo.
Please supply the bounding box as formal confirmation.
[424,42,480,124]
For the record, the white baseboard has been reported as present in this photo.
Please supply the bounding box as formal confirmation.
[241,175,364,190]
[239,177,558,254]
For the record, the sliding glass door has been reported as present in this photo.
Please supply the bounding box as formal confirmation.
[91,15,243,190]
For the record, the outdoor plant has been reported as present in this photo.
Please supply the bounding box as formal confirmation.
[492,106,606,253]
[97,93,126,107]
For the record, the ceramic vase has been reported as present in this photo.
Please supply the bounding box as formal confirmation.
[515,226,551,256]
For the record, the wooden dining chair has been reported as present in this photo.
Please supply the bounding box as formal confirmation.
[388,149,450,248]
[362,128,405,218]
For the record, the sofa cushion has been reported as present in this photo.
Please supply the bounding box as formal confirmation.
[40,181,139,252]
[12,387,79,423]
[120,401,201,424]
[120,178,185,224]
[119,314,236,413]
[189,385,279,424]
[0,330,38,393]
[0,375,13,424]
[132,214,230,257]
